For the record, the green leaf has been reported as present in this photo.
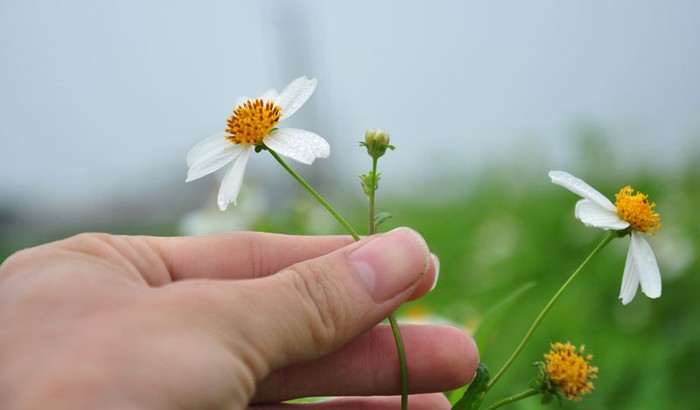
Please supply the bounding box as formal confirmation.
[451,363,490,410]
[374,211,392,228]
[473,282,536,350]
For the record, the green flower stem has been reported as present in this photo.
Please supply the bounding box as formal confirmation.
[388,313,408,410]
[484,389,539,410]
[367,155,408,410]
[486,230,617,392]
[268,147,408,410]
[267,148,360,240]
[368,157,378,235]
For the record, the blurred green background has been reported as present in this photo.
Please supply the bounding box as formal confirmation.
[2,149,697,410]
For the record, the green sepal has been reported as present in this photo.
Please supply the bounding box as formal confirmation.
[530,362,562,406]
[615,227,632,238]
[541,393,553,405]
[541,392,563,406]
[451,363,490,410]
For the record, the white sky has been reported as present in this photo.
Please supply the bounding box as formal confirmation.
[1,0,699,217]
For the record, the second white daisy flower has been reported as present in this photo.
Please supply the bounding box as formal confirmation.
[549,170,662,305]
[186,76,330,210]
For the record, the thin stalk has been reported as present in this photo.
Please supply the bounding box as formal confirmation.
[267,148,360,240]
[368,157,378,235]
[269,147,408,410]
[388,314,408,409]
[367,155,408,410]
[486,231,617,392]
[484,389,539,410]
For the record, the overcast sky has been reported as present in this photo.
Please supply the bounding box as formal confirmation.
[1,0,699,218]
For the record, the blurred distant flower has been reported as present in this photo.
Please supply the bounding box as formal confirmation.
[398,305,460,327]
[653,226,694,279]
[532,342,598,404]
[549,170,662,304]
[179,182,267,236]
[186,76,330,210]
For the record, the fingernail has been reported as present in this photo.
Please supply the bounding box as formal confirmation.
[429,253,440,291]
[349,227,430,302]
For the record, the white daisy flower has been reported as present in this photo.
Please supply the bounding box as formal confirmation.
[186,76,330,210]
[549,170,662,305]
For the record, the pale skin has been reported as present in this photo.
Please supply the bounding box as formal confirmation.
[0,227,479,409]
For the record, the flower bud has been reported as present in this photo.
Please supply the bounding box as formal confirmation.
[361,129,395,159]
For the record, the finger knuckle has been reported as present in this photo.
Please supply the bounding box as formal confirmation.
[285,262,350,349]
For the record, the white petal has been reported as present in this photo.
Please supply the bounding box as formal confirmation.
[260,88,279,101]
[186,139,245,182]
[264,128,330,165]
[186,132,230,167]
[186,150,236,182]
[217,146,251,210]
[619,242,640,305]
[575,199,629,230]
[276,76,317,120]
[549,170,616,212]
[630,232,662,299]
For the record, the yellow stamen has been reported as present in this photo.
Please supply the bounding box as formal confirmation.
[225,98,282,145]
[544,342,598,401]
[615,185,661,234]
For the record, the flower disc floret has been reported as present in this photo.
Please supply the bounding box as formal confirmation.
[615,185,661,234]
[544,342,598,401]
[225,98,282,146]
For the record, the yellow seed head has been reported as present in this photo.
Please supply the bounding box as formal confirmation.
[544,342,598,401]
[615,186,661,234]
[225,98,282,145]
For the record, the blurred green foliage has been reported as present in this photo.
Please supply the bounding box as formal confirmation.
[1,161,697,409]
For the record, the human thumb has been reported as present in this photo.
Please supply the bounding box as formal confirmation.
[212,227,432,375]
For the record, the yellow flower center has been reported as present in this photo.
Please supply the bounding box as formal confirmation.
[615,186,661,234]
[544,342,598,401]
[225,98,282,145]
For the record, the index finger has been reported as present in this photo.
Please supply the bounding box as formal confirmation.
[146,232,356,281]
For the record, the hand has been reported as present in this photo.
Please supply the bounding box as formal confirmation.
[0,227,478,409]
